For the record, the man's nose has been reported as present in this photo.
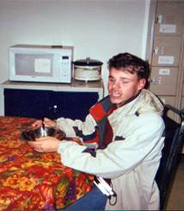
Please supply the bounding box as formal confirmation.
[112,81,120,89]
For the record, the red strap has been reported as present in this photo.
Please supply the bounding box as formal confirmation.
[104,120,113,148]
[90,103,107,122]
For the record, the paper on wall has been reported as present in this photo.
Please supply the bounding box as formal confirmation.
[159,68,170,75]
[35,59,51,73]
[158,56,175,65]
[159,24,177,33]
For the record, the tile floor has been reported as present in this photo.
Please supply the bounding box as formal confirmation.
[166,159,184,210]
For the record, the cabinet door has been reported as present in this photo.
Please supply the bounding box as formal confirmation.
[152,36,181,67]
[4,89,99,120]
[155,2,184,36]
[52,91,98,120]
[150,67,178,95]
[4,89,52,119]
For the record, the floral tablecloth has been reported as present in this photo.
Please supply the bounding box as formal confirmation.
[0,117,94,210]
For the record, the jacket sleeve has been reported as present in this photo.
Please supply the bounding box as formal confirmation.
[56,114,97,138]
[57,113,165,178]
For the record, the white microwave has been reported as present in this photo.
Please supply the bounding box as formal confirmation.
[9,45,74,83]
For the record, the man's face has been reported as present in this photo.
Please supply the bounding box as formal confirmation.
[108,67,146,107]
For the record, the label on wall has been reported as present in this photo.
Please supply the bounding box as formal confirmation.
[158,56,175,65]
[159,24,177,33]
[159,68,170,75]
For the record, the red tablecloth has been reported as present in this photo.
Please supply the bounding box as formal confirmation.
[0,117,94,210]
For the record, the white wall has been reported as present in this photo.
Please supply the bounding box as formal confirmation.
[0,0,150,95]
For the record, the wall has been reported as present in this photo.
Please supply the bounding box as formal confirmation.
[0,0,150,95]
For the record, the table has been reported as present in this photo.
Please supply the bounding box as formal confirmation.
[0,117,94,210]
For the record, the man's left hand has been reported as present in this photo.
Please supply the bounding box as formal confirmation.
[28,136,61,152]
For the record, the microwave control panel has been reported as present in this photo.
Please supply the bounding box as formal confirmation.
[60,56,71,79]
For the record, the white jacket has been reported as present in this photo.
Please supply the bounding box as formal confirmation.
[57,89,165,210]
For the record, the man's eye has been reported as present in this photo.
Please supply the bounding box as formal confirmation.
[109,78,115,82]
[121,80,129,84]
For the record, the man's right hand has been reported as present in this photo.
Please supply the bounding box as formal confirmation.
[32,118,57,128]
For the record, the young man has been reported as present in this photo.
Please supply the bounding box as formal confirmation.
[29,53,165,210]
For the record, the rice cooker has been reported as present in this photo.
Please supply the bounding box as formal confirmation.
[73,57,103,82]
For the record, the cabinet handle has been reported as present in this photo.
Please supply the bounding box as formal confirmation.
[53,105,58,113]
[150,78,157,85]
[49,105,58,114]
[153,47,159,56]
[155,15,163,24]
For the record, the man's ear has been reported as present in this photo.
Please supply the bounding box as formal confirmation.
[138,78,146,90]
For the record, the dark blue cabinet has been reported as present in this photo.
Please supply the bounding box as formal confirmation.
[4,88,99,120]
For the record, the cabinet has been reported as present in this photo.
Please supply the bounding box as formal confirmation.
[147,0,184,108]
[0,80,104,120]
[147,0,184,153]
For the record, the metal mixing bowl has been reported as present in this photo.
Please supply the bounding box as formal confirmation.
[21,126,66,141]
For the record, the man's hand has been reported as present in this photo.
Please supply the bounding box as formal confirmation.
[32,118,57,128]
[28,136,61,152]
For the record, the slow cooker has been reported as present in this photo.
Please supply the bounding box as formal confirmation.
[73,57,103,82]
